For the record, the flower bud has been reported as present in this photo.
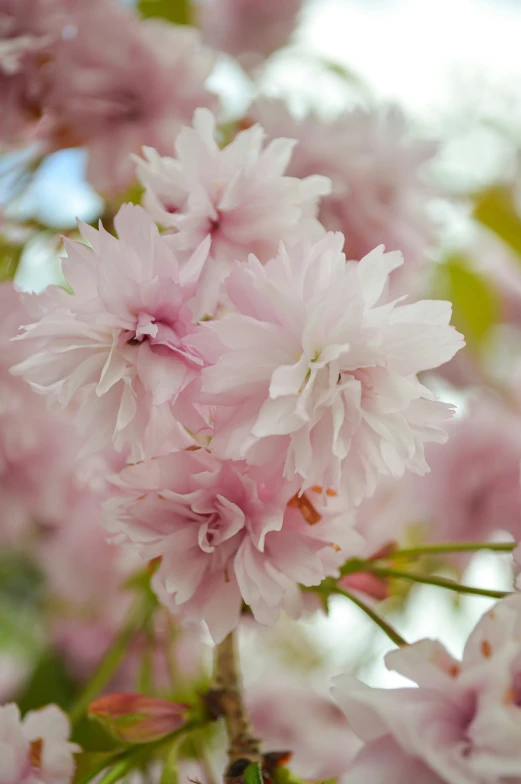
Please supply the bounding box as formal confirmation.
[88,693,188,744]
[339,572,390,601]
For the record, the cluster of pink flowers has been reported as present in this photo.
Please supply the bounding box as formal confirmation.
[333,594,521,783]
[8,2,521,782]
[0,0,218,192]
[11,108,464,643]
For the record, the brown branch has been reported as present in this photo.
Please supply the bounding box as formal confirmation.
[210,631,261,782]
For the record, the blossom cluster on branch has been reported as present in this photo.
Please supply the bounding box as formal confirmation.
[2,1,521,783]
[11,106,464,644]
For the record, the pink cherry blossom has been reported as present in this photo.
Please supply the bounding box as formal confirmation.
[247,679,360,780]
[0,282,84,543]
[0,0,116,146]
[0,0,51,144]
[415,397,521,554]
[102,448,359,642]
[0,702,79,784]
[1,1,218,186]
[11,204,210,460]
[135,108,330,316]
[354,475,420,558]
[332,594,521,784]
[43,3,218,193]
[252,100,437,298]
[196,0,303,70]
[190,234,464,500]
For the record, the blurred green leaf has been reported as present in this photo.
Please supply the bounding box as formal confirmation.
[315,56,370,93]
[73,715,124,753]
[117,180,145,207]
[17,651,77,713]
[0,600,42,656]
[72,751,116,784]
[473,185,521,259]
[0,242,23,282]
[138,0,191,25]
[272,766,311,784]
[434,255,500,350]
[0,552,43,604]
[244,763,263,784]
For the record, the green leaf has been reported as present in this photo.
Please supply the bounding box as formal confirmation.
[17,652,78,714]
[138,0,191,25]
[0,242,23,282]
[244,763,263,784]
[434,255,500,350]
[272,766,313,784]
[72,715,124,753]
[473,186,521,259]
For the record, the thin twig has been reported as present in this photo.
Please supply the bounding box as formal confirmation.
[379,542,516,560]
[332,586,407,648]
[369,566,511,599]
[69,600,148,727]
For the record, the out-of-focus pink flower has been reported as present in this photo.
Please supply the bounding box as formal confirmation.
[102,448,358,642]
[332,594,521,784]
[1,1,218,188]
[0,702,79,784]
[415,397,521,551]
[247,679,360,780]
[196,0,302,70]
[469,229,521,329]
[45,4,218,193]
[252,100,437,298]
[135,108,330,316]
[0,0,51,144]
[0,282,82,543]
[11,204,210,460]
[190,234,463,501]
[354,475,420,558]
[89,693,188,744]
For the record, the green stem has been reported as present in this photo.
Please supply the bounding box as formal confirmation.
[379,542,516,560]
[75,722,201,784]
[95,760,132,784]
[159,742,180,784]
[332,586,407,648]
[369,566,511,599]
[69,601,148,727]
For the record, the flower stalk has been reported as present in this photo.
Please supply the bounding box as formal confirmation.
[210,632,262,782]
[69,599,150,728]
[367,566,511,599]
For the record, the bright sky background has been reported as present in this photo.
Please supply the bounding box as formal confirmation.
[299,0,521,119]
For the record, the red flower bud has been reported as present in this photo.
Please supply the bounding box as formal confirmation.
[339,572,390,601]
[89,693,189,744]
